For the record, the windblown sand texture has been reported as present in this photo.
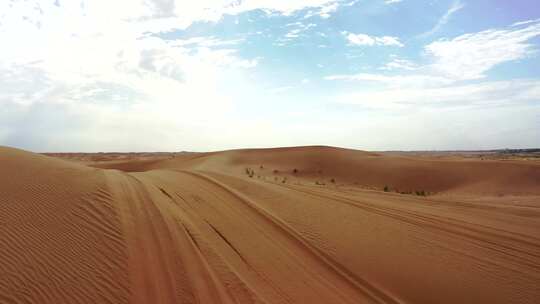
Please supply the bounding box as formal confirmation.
[1,146,539,303]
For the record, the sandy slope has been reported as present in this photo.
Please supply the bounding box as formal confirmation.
[0,147,130,303]
[1,146,539,303]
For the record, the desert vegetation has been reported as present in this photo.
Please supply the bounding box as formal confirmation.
[245,167,255,178]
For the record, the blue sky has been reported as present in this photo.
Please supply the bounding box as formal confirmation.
[0,0,539,151]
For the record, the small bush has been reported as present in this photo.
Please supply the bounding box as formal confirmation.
[245,167,254,178]
[293,168,298,174]
[384,185,389,192]
[330,178,335,184]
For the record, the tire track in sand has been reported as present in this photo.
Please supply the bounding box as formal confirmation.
[179,170,401,304]
[104,170,235,304]
[278,183,540,277]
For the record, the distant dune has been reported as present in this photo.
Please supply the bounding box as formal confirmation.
[90,145,540,196]
[1,145,540,303]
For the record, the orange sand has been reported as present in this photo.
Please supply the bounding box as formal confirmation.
[1,146,539,303]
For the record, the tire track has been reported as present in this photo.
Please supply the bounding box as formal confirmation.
[303,184,540,243]
[105,171,174,303]
[276,182,540,276]
[168,187,279,304]
[181,170,402,304]
[105,170,237,304]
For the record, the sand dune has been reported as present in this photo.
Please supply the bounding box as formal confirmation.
[1,146,539,303]
[0,147,130,303]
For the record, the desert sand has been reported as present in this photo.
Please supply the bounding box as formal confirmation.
[1,145,539,303]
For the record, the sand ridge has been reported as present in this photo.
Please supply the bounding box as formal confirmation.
[1,145,539,303]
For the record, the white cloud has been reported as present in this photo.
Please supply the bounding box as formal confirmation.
[426,20,540,80]
[379,58,417,71]
[280,22,317,42]
[111,0,344,30]
[318,2,340,18]
[345,33,375,45]
[302,1,342,19]
[384,0,403,4]
[327,20,540,120]
[343,32,404,47]
[512,18,540,27]
[169,36,245,48]
[225,0,343,19]
[418,0,464,38]
[331,20,540,85]
[0,0,270,151]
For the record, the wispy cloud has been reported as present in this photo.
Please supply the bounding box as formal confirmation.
[512,18,540,27]
[286,22,317,38]
[384,0,403,4]
[169,36,245,48]
[276,22,317,44]
[418,0,464,38]
[229,0,343,19]
[327,20,540,113]
[379,58,418,71]
[304,1,341,19]
[331,20,540,84]
[426,20,540,80]
[343,31,404,47]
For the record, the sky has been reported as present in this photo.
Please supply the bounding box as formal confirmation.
[0,0,539,152]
